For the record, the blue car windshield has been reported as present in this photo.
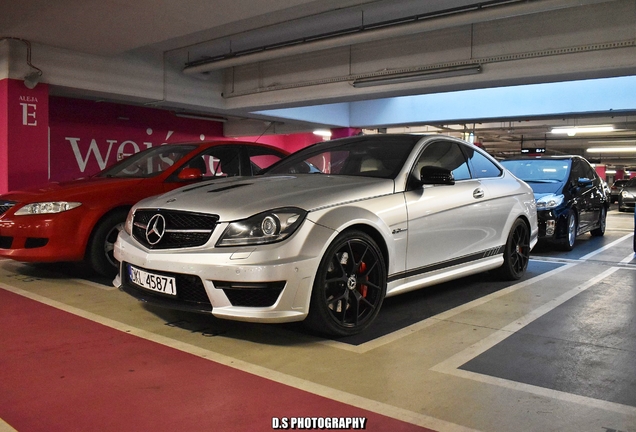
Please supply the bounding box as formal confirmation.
[263,136,419,179]
[501,159,571,184]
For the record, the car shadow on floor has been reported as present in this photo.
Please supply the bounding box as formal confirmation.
[138,260,563,347]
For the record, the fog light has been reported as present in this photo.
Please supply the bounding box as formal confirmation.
[546,220,556,236]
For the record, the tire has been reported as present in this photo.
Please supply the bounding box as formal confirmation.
[559,210,577,251]
[618,197,626,212]
[86,209,128,277]
[494,218,530,281]
[590,207,606,237]
[304,230,386,337]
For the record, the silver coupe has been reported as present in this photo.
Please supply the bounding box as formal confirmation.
[114,135,538,336]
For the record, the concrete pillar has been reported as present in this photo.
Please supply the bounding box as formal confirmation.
[0,39,50,194]
[0,78,49,194]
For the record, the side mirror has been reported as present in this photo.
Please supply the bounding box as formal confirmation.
[177,167,203,181]
[420,166,455,185]
[577,177,593,187]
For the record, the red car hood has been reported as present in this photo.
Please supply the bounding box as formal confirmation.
[1,177,146,203]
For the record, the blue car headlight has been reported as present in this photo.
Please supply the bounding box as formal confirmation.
[217,207,307,247]
[536,194,564,210]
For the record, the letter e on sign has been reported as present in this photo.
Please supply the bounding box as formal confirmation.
[20,103,37,126]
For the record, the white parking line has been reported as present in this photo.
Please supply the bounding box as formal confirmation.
[430,267,636,416]
[71,278,117,291]
[579,233,634,260]
[321,262,577,353]
[0,418,17,432]
[620,252,635,264]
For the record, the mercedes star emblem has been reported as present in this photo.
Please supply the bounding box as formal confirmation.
[145,214,166,245]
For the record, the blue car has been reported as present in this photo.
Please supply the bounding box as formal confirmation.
[501,156,609,251]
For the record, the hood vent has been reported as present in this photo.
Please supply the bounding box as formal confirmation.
[207,183,252,193]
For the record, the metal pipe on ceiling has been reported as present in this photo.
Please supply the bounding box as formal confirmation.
[182,0,614,74]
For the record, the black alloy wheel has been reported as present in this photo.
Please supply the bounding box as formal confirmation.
[305,230,386,337]
[495,218,530,280]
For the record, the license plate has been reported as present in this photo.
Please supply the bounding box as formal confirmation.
[128,264,176,296]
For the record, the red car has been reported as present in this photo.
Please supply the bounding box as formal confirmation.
[0,141,287,276]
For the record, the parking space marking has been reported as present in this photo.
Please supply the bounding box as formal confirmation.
[0,418,17,432]
[579,233,633,260]
[620,252,635,264]
[320,262,576,353]
[430,267,636,416]
[71,278,117,291]
[0,282,478,432]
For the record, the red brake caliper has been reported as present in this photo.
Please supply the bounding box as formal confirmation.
[358,261,368,297]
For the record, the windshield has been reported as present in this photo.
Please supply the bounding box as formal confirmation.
[264,136,418,179]
[97,145,197,178]
[501,159,571,183]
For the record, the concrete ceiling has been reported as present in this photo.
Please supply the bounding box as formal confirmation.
[2,0,636,172]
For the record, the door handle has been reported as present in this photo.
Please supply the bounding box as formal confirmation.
[473,188,484,199]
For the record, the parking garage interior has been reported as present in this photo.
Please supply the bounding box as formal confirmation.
[1,1,636,431]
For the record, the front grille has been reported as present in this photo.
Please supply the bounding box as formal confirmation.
[122,262,212,311]
[215,281,285,307]
[132,209,218,249]
[25,238,48,249]
[0,201,16,216]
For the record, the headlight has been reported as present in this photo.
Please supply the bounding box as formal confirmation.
[621,190,634,199]
[124,208,135,235]
[217,207,306,247]
[536,194,564,210]
[14,202,82,215]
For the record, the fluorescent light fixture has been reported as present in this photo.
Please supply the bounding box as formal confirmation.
[313,129,332,137]
[587,147,636,153]
[174,113,227,122]
[588,140,636,144]
[606,170,617,174]
[551,126,614,136]
[352,64,481,88]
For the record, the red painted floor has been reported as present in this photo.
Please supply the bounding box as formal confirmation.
[0,288,433,432]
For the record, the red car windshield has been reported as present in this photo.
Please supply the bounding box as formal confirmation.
[97,145,197,178]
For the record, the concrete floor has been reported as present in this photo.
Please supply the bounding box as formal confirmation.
[1,207,635,432]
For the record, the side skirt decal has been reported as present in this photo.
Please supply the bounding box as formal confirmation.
[387,245,504,283]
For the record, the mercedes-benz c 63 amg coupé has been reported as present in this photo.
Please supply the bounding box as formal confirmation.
[114,135,538,336]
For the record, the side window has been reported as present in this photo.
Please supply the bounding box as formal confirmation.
[411,141,470,184]
[582,160,597,181]
[462,146,502,178]
[247,147,285,175]
[182,147,242,179]
[569,159,585,184]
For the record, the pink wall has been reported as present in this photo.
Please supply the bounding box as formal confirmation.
[0,79,7,193]
[0,78,49,193]
[48,98,353,182]
[244,127,362,154]
[49,97,225,182]
[594,165,606,180]
[1,90,359,191]
[245,133,322,154]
